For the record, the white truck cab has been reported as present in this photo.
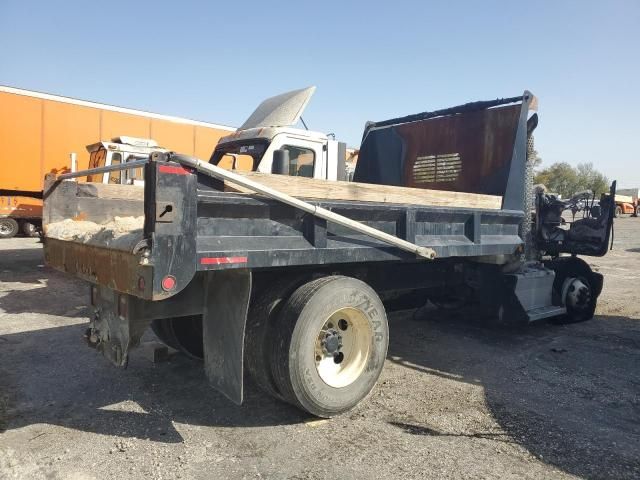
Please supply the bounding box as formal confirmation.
[86,136,167,185]
[85,88,353,185]
[211,87,350,181]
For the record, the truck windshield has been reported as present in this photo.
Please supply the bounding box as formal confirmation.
[210,140,269,172]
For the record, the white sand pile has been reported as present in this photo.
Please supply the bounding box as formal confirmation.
[46,216,145,250]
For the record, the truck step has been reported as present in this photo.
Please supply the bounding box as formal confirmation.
[526,305,567,322]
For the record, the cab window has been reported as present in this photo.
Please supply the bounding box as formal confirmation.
[282,145,315,177]
[126,154,145,182]
[210,141,267,171]
[218,153,254,171]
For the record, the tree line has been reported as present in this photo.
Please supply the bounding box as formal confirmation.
[531,149,609,199]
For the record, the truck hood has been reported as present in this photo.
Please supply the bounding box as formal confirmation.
[239,86,315,130]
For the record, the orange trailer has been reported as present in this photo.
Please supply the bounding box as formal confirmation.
[0,85,235,237]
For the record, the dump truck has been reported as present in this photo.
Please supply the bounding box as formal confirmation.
[0,85,235,238]
[43,88,616,417]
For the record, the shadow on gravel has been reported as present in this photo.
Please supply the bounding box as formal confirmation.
[0,323,308,443]
[0,246,43,265]
[389,420,512,443]
[2,241,639,477]
[0,240,308,440]
[0,245,48,284]
[0,275,89,316]
[387,308,640,480]
[626,247,640,253]
[0,244,92,316]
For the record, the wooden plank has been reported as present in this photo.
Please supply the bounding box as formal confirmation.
[224,172,503,210]
[49,173,502,210]
[76,182,145,201]
[71,197,144,224]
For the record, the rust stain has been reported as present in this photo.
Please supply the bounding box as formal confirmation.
[44,238,150,299]
[397,104,520,196]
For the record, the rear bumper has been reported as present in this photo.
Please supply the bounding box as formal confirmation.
[44,238,154,299]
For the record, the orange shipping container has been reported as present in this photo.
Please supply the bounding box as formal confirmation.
[0,86,235,237]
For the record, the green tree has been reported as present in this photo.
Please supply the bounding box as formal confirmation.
[575,162,609,196]
[534,162,579,198]
[534,162,608,198]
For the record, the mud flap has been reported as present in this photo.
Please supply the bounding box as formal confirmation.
[202,269,252,405]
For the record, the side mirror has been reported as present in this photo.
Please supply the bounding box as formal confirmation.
[272,149,290,175]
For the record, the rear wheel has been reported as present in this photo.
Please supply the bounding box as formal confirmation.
[150,318,180,350]
[150,315,203,359]
[20,221,39,237]
[270,276,388,417]
[0,218,19,239]
[560,276,595,323]
[245,278,308,400]
[547,258,599,324]
[614,206,622,217]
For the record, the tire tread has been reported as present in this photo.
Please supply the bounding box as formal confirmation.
[271,276,339,411]
[0,218,19,239]
[245,277,308,400]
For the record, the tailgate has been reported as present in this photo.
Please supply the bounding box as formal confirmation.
[42,159,198,300]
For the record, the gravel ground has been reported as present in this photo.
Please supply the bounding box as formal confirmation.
[1,219,639,480]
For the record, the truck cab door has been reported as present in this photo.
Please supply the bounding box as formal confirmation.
[259,134,324,178]
[87,148,111,183]
[105,152,123,184]
[87,149,121,184]
[535,181,616,257]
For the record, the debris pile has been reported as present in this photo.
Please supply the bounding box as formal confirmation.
[46,216,144,250]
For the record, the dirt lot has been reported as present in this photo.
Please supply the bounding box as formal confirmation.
[1,219,639,480]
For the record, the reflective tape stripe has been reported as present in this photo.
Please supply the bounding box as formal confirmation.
[159,165,192,175]
[200,256,248,265]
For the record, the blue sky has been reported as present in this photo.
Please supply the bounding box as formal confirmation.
[1,0,639,186]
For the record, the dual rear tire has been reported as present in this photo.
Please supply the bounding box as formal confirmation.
[247,276,389,417]
[0,218,39,238]
[151,275,389,417]
[150,315,203,359]
[21,221,39,237]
